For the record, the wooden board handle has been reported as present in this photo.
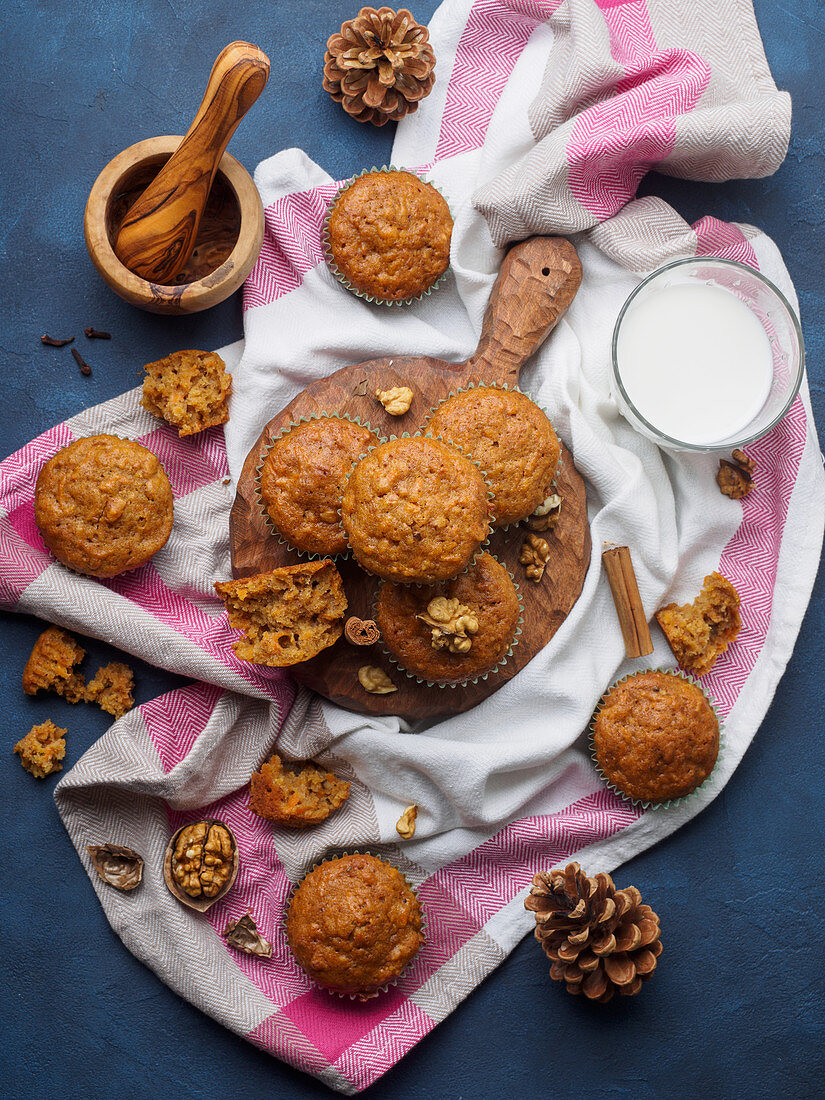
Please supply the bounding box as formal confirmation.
[465,237,582,383]
[113,41,270,283]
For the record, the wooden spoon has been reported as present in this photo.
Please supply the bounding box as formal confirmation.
[113,41,270,284]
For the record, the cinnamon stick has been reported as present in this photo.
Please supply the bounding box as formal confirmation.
[602,546,653,659]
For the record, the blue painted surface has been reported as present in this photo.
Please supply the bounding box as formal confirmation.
[1,2,822,1097]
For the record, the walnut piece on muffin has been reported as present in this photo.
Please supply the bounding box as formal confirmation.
[85,662,134,718]
[341,435,491,584]
[375,552,520,685]
[22,626,87,701]
[14,719,67,778]
[259,417,378,557]
[593,670,719,804]
[34,435,174,578]
[428,387,560,527]
[655,572,741,677]
[327,170,452,302]
[285,853,424,997]
[249,754,350,827]
[214,559,347,666]
[142,349,231,437]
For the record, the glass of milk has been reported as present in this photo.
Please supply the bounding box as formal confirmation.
[611,257,804,451]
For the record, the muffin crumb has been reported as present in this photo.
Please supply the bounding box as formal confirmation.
[23,626,86,699]
[655,572,741,676]
[14,720,67,778]
[250,754,350,827]
[215,560,347,666]
[85,662,135,718]
[142,349,231,437]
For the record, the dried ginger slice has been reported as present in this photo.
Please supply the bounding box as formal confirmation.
[214,559,347,667]
[85,661,135,718]
[655,572,741,676]
[142,349,231,437]
[250,754,350,827]
[22,626,86,699]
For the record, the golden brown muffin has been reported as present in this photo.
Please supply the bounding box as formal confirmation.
[14,719,67,778]
[327,170,452,302]
[428,387,560,527]
[142,349,231,437]
[214,559,347,667]
[22,626,86,701]
[655,572,741,677]
[34,435,174,578]
[376,552,520,685]
[341,436,491,584]
[249,754,350,827]
[592,670,719,804]
[285,853,424,996]
[85,662,135,718]
[259,418,378,557]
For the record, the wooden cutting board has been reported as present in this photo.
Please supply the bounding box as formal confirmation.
[230,236,591,721]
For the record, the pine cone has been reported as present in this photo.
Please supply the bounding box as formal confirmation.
[323,7,436,126]
[525,862,662,1003]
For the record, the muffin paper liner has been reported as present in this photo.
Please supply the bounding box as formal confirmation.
[339,431,495,586]
[283,850,426,1002]
[588,667,725,811]
[372,552,524,690]
[323,166,452,307]
[254,412,384,562]
[421,382,562,531]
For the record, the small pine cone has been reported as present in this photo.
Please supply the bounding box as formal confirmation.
[525,862,662,1003]
[323,6,436,126]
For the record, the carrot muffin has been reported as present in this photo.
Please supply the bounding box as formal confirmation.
[250,754,350,827]
[326,170,452,302]
[427,387,560,527]
[259,417,378,556]
[285,853,424,997]
[14,719,67,778]
[341,436,491,584]
[376,552,520,685]
[142,349,231,437]
[34,435,174,578]
[592,670,720,804]
[655,572,741,677]
[23,625,87,702]
[214,559,347,666]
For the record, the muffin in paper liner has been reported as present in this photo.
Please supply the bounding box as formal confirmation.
[322,166,452,307]
[339,431,495,586]
[283,850,426,1001]
[372,552,524,690]
[422,382,562,530]
[589,667,724,811]
[254,412,383,561]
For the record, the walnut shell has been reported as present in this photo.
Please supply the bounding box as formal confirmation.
[163,819,239,912]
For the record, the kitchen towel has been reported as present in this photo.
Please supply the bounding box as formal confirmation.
[1,0,821,1093]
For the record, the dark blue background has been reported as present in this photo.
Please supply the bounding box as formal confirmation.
[2,2,823,1097]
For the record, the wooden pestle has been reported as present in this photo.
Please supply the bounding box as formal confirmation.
[113,41,270,284]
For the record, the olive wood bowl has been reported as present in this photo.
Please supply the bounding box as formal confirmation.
[84,135,264,314]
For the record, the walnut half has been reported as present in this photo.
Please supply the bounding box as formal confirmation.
[396,804,418,839]
[717,449,755,499]
[171,820,235,899]
[520,533,550,582]
[527,492,562,532]
[376,386,414,416]
[417,596,479,653]
[358,665,397,694]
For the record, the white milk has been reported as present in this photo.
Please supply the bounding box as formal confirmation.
[616,282,773,446]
